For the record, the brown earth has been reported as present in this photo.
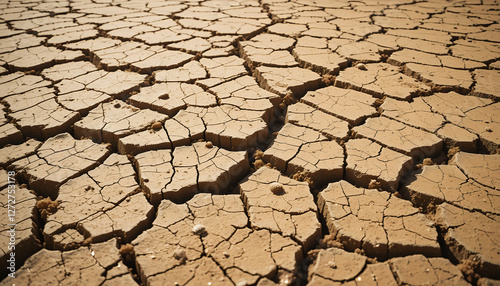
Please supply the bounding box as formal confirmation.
[0,0,499,285]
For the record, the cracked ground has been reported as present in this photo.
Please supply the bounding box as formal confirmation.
[0,0,499,285]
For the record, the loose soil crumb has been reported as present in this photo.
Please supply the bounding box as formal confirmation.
[448,146,461,160]
[119,243,135,263]
[355,248,365,255]
[254,159,265,170]
[36,198,59,220]
[322,74,335,86]
[458,257,481,284]
[423,158,434,166]
[318,234,343,249]
[280,93,297,109]
[192,224,206,235]
[292,171,315,189]
[254,149,264,160]
[173,248,187,264]
[151,121,162,130]
[368,179,381,189]
[356,63,367,70]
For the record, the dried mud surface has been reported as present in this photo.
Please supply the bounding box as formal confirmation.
[0,0,499,285]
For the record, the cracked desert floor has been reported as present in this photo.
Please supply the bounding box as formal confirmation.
[0,0,499,285]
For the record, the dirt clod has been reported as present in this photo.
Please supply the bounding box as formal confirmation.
[318,234,343,249]
[322,74,335,86]
[422,158,434,166]
[448,146,461,160]
[254,149,264,160]
[119,244,135,263]
[192,224,206,235]
[269,182,285,194]
[355,248,365,255]
[280,93,297,109]
[327,261,337,269]
[173,248,187,263]
[292,170,315,189]
[36,198,59,220]
[151,121,162,130]
[458,258,481,283]
[356,63,367,70]
[368,179,381,189]
[254,159,265,170]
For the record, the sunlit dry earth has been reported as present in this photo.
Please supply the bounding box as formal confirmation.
[0,0,499,285]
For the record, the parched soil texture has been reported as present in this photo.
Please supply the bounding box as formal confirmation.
[0,0,499,285]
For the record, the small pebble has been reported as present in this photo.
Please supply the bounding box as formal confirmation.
[205,141,213,148]
[327,261,337,269]
[173,248,186,261]
[270,182,285,194]
[192,224,206,235]
[356,63,367,70]
[151,122,162,130]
